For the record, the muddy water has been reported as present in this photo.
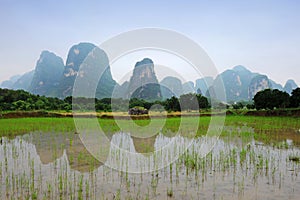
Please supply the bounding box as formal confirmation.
[0,127,300,199]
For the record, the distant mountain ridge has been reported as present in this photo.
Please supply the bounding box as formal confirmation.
[1,42,298,102]
[1,74,21,89]
[1,43,117,99]
[205,65,297,102]
[12,70,34,90]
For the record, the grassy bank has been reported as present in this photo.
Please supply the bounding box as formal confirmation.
[1,108,300,120]
[0,115,299,138]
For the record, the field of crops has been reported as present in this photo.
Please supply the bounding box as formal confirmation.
[0,116,300,199]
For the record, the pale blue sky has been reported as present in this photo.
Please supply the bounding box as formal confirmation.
[0,0,300,86]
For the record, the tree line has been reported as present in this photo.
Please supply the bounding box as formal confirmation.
[1,87,298,113]
[253,88,300,110]
[0,88,210,112]
[229,88,300,110]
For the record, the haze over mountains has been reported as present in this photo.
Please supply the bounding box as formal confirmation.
[1,42,298,102]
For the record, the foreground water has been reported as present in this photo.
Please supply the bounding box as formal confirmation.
[1,126,300,199]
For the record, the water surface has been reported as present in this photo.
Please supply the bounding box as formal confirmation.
[1,126,300,199]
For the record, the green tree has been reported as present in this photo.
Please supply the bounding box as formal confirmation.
[35,99,45,110]
[12,100,30,110]
[232,102,244,109]
[196,94,209,109]
[246,104,255,109]
[129,98,145,108]
[179,93,198,110]
[64,96,72,104]
[273,89,290,108]
[164,96,181,112]
[253,89,290,110]
[290,88,300,108]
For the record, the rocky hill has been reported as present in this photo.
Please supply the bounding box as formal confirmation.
[12,70,34,90]
[126,58,162,100]
[195,77,214,95]
[58,42,97,97]
[1,43,298,103]
[29,51,64,96]
[284,79,298,95]
[206,65,291,102]
[160,76,183,98]
[209,66,255,102]
[248,75,271,100]
[1,43,117,99]
[61,43,116,99]
[269,79,283,91]
[0,75,21,88]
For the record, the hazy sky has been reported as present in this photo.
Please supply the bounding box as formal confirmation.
[1,0,300,86]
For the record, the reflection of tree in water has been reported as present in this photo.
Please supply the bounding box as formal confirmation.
[29,132,105,172]
[253,127,300,147]
[131,134,157,154]
[29,132,66,165]
[222,126,254,148]
[66,134,103,172]
[130,125,184,155]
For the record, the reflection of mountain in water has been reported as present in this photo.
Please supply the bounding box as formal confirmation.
[28,131,163,172]
[2,125,300,200]
[29,132,66,164]
[131,134,157,154]
[65,134,102,172]
[21,125,283,173]
[28,132,103,172]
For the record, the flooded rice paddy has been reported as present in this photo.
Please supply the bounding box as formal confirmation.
[0,118,300,199]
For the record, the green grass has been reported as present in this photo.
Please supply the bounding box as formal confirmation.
[0,116,299,139]
[0,118,76,137]
[1,115,300,199]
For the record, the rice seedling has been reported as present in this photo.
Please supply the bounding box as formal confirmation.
[289,155,300,162]
[0,115,300,199]
[167,187,173,197]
